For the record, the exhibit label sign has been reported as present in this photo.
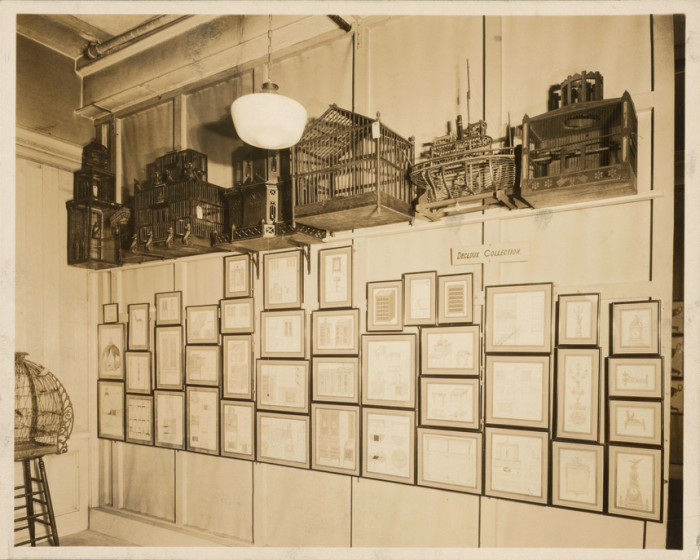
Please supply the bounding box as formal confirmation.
[451,243,530,265]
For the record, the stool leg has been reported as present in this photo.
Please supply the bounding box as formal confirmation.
[22,460,36,546]
[37,458,59,546]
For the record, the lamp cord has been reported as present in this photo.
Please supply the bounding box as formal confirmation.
[267,14,272,83]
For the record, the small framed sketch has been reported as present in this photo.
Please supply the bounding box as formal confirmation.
[263,250,302,310]
[555,348,600,441]
[155,326,183,390]
[557,293,600,346]
[186,386,220,455]
[257,412,310,468]
[186,305,219,344]
[222,335,253,399]
[312,309,359,355]
[257,360,309,413]
[437,273,473,324]
[154,390,185,450]
[224,253,251,299]
[610,300,660,355]
[363,408,415,484]
[420,378,479,430]
[366,280,403,332]
[671,337,683,378]
[312,357,359,404]
[97,380,124,440]
[485,283,553,353]
[403,271,437,326]
[103,303,119,324]
[155,291,182,326]
[220,298,255,334]
[608,357,663,399]
[608,445,662,521]
[221,400,255,460]
[125,351,152,394]
[421,325,480,376]
[128,303,150,351]
[185,345,221,386]
[362,334,416,408]
[98,323,125,380]
[672,300,683,335]
[126,394,154,445]
[311,404,360,476]
[485,427,549,504]
[485,355,549,429]
[551,441,604,512]
[417,428,482,494]
[609,400,662,446]
[260,309,305,358]
[318,245,352,309]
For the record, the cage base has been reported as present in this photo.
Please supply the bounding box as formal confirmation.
[14,442,56,461]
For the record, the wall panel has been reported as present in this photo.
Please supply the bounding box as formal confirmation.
[119,443,176,522]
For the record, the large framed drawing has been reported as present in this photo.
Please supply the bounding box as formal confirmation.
[608,445,662,521]
[98,323,125,380]
[260,309,306,358]
[103,303,118,324]
[98,380,125,440]
[609,400,662,446]
[155,326,183,390]
[417,428,482,494]
[186,386,220,455]
[311,404,360,476]
[312,357,359,404]
[551,441,604,512]
[485,427,549,504]
[154,390,185,450]
[127,303,150,351]
[220,298,255,334]
[485,283,553,353]
[186,305,219,344]
[362,334,416,408]
[257,412,310,468]
[263,250,303,310]
[555,348,600,441]
[363,408,415,484]
[607,357,663,399]
[420,378,479,430]
[224,253,251,299]
[256,359,309,413]
[485,355,549,429]
[312,309,359,355]
[437,273,473,325]
[125,351,152,395]
[222,335,253,399]
[557,293,600,346]
[318,245,352,309]
[221,400,255,460]
[125,394,154,445]
[403,271,437,326]
[366,280,403,332]
[155,291,182,326]
[610,300,660,355]
[185,345,221,386]
[420,325,480,376]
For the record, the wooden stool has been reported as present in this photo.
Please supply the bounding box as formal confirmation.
[14,456,59,547]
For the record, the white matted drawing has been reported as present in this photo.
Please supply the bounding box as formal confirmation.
[256,359,309,413]
[257,412,309,468]
[312,308,359,355]
[97,380,124,440]
[312,404,360,476]
[417,428,482,494]
[155,325,183,390]
[98,323,125,380]
[608,357,663,398]
[421,325,479,375]
[154,390,185,450]
[611,300,660,355]
[557,293,599,346]
[420,377,479,430]
[260,309,305,358]
[126,394,153,444]
[222,335,253,399]
[552,441,604,512]
[361,334,416,408]
[556,348,600,441]
[318,245,352,309]
[608,445,661,521]
[363,408,415,484]
[609,401,662,445]
[312,357,359,404]
[221,400,254,460]
[186,386,219,455]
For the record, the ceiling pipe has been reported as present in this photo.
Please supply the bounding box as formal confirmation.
[328,15,353,32]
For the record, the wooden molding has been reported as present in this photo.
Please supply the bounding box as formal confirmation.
[16,126,83,171]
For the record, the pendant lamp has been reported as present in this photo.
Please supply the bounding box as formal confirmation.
[230,16,308,150]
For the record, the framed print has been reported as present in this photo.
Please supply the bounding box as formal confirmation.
[671,300,683,334]
[420,378,479,430]
[608,357,663,398]
[312,309,359,355]
[312,357,359,404]
[363,408,415,484]
[608,445,662,521]
[485,355,549,429]
[185,345,221,386]
[361,334,416,408]
[126,394,154,445]
[311,404,360,476]
[224,253,251,299]
[220,297,255,334]
[671,380,684,414]
[125,351,152,394]
[485,427,549,504]
[609,400,662,446]
[551,441,604,512]
[221,400,255,460]
[366,280,403,332]
[671,337,683,378]
[257,412,310,468]
[485,283,553,353]
[103,303,118,324]
[155,326,183,390]
[403,271,437,326]
[222,335,253,399]
[260,309,305,358]
[437,273,473,324]
[557,293,600,346]
[128,303,150,351]
[155,291,182,326]
[263,250,302,310]
[420,325,480,376]
[610,300,660,355]
[97,380,124,440]
[417,428,482,494]
[318,245,352,309]
[154,390,185,450]
[186,305,219,344]
[555,348,600,441]
[186,386,220,455]
[256,359,309,413]
[98,323,125,380]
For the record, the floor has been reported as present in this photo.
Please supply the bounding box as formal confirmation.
[42,530,136,547]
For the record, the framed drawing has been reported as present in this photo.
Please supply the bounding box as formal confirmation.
[185,345,221,386]
[257,412,310,468]
[312,357,359,404]
[420,378,479,430]
[311,309,359,355]
[260,309,305,358]
[222,335,253,399]
[417,428,482,494]
[97,380,124,440]
[366,280,403,332]
[263,250,302,310]
[608,445,662,521]
[361,334,416,408]
[672,300,683,335]
[221,400,255,460]
[98,323,125,380]
[551,441,604,512]
[124,351,152,395]
[127,303,150,351]
[555,348,600,441]
[154,390,185,450]
[420,325,480,376]
[557,293,600,346]
[186,386,220,455]
[671,337,683,378]
[318,245,352,309]
[485,283,553,353]
[125,394,154,445]
[609,400,662,446]
[103,303,118,324]
[610,300,660,355]
[155,326,183,390]
[220,298,255,334]
[485,355,549,429]
[608,357,663,399]
[256,359,309,413]
[224,253,251,299]
[363,408,415,484]
[403,271,437,326]
[186,305,219,344]
[485,427,549,504]
[437,273,473,325]
[155,291,182,326]
[311,404,360,476]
